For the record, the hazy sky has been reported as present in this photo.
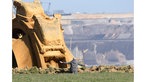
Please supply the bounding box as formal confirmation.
[24,0,134,13]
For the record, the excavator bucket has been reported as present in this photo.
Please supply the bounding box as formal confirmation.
[12,0,74,69]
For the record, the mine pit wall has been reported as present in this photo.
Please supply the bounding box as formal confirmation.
[61,13,134,66]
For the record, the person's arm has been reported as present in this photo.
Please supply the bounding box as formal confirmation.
[78,63,85,66]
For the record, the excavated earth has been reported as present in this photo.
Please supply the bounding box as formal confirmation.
[12,65,134,74]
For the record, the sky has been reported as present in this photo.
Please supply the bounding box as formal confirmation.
[23,0,134,13]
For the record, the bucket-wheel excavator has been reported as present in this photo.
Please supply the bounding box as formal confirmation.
[12,0,74,69]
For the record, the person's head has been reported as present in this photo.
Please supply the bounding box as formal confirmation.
[73,57,77,60]
[72,58,76,61]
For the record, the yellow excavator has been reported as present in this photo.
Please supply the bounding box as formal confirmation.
[12,0,74,69]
